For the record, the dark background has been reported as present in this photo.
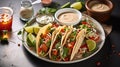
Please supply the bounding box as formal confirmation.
[0,0,120,67]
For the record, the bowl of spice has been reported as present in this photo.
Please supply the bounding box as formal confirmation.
[55,8,82,26]
[85,0,113,23]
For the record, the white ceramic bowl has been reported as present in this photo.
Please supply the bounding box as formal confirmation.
[55,8,82,26]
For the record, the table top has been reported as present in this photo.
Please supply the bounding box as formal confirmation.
[0,0,120,67]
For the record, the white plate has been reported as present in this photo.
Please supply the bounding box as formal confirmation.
[22,14,105,64]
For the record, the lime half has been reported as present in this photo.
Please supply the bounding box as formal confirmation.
[25,25,40,34]
[86,39,96,51]
[27,33,36,47]
[70,2,82,10]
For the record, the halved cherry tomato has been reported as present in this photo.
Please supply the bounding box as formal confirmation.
[40,44,48,52]
[52,49,58,56]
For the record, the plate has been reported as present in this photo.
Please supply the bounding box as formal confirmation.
[22,13,105,64]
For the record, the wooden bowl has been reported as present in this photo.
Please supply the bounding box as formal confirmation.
[85,0,113,23]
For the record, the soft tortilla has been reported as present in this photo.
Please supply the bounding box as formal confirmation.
[36,23,52,55]
[70,29,86,61]
[48,25,67,59]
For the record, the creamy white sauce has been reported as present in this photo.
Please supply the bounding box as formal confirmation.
[91,3,110,12]
[36,15,54,24]
[58,12,79,23]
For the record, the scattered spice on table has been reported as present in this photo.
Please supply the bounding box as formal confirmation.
[96,61,101,66]
[112,44,115,48]
[18,44,20,46]
[118,52,120,56]
[112,50,117,54]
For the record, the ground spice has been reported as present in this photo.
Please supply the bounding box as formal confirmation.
[96,61,101,66]
[118,52,120,56]
[18,44,20,46]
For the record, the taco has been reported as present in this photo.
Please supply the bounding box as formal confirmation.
[48,25,71,61]
[36,23,59,57]
[60,28,86,61]
[70,29,86,60]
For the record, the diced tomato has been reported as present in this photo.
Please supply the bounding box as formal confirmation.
[41,34,47,38]
[52,49,58,56]
[80,44,88,48]
[80,44,89,51]
[38,47,41,53]
[52,23,59,27]
[89,36,100,42]
[46,34,51,39]
[82,22,87,24]
[56,57,61,61]
[77,29,81,33]
[61,29,65,33]
[64,57,69,61]
[40,44,48,52]
[68,49,72,55]
[44,34,51,42]
[67,42,75,49]
[70,42,75,46]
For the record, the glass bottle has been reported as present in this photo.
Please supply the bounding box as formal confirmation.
[20,0,34,22]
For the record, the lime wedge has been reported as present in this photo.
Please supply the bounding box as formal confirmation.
[25,25,40,34]
[25,26,34,33]
[61,2,71,8]
[86,39,96,51]
[34,26,40,34]
[27,33,36,47]
[70,2,82,10]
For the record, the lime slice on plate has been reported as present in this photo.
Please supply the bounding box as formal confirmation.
[25,25,40,34]
[34,26,40,34]
[86,39,96,51]
[27,33,36,47]
[70,2,82,10]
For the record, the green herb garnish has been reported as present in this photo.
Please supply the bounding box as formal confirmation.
[39,7,57,14]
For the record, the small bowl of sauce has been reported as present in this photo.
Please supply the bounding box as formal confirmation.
[85,0,113,23]
[55,8,82,26]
